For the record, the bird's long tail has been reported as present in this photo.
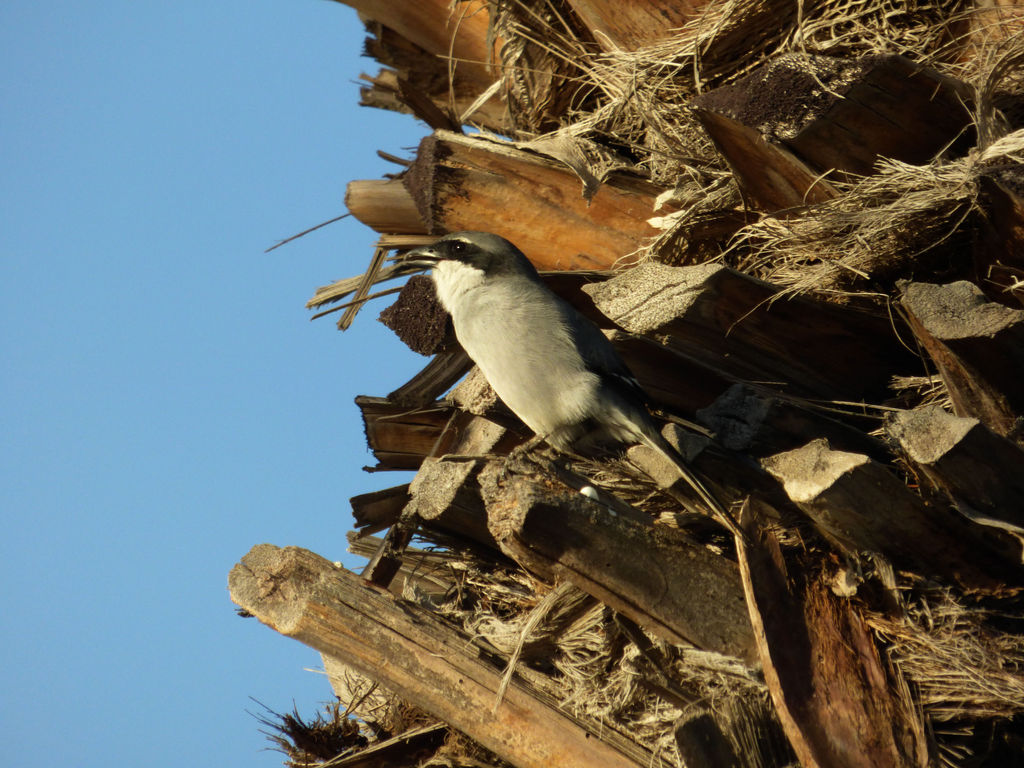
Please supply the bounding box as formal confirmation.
[639,431,742,538]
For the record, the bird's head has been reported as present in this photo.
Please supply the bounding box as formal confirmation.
[403,231,538,278]
[401,232,541,311]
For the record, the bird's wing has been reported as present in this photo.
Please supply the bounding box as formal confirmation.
[559,301,650,405]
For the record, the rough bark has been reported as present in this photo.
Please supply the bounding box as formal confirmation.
[585,261,913,402]
[885,405,1024,533]
[901,280,1024,439]
[481,469,758,663]
[735,507,931,768]
[229,544,648,768]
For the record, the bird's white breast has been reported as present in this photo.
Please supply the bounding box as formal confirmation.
[432,266,599,439]
[431,260,486,315]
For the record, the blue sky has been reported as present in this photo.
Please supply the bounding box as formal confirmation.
[2,2,428,765]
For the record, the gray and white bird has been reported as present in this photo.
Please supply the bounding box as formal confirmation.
[403,231,731,523]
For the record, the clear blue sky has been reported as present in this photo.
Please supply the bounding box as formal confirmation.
[2,2,427,765]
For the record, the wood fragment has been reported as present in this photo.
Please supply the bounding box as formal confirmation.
[346,533,458,599]
[350,483,410,535]
[387,348,474,408]
[761,439,1019,590]
[901,280,1024,439]
[396,76,462,132]
[364,410,521,582]
[694,54,972,188]
[585,261,913,402]
[447,366,507,419]
[404,457,496,550]
[626,423,791,525]
[691,105,839,210]
[229,544,649,768]
[786,54,972,172]
[481,469,758,663]
[356,396,454,471]
[608,329,736,416]
[346,178,427,235]
[358,67,507,134]
[360,519,414,587]
[885,405,1024,533]
[402,131,664,269]
[697,383,886,460]
[735,504,931,768]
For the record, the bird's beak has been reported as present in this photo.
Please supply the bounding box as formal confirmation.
[400,245,441,270]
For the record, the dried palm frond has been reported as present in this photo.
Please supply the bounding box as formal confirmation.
[306,244,437,329]
[728,127,1024,297]
[868,590,1024,722]
[485,0,596,134]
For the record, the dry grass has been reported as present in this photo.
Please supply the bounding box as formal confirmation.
[725,122,1024,296]
[729,155,979,295]
[869,590,1024,724]
[392,538,780,768]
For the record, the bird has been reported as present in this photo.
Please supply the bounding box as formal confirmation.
[402,231,734,527]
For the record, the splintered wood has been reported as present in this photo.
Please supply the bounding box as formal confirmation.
[583,261,914,402]
[736,511,931,768]
[480,468,756,662]
[901,280,1024,438]
[242,2,1024,767]
[401,131,664,269]
[693,53,973,201]
[886,405,1024,533]
[229,544,646,768]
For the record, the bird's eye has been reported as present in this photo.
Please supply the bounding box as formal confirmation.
[449,240,467,255]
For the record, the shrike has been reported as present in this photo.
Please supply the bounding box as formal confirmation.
[403,231,732,524]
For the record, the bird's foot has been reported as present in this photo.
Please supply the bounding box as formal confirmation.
[496,435,554,482]
[435,451,504,463]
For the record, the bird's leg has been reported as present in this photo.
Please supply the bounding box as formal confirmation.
[506,433,547,461]
[497,434,554,481]
[435,451,505,463]
[435,434,545,468]
[432,436,551,482]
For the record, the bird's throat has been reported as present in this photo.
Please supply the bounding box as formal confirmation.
[431,261,486,315]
